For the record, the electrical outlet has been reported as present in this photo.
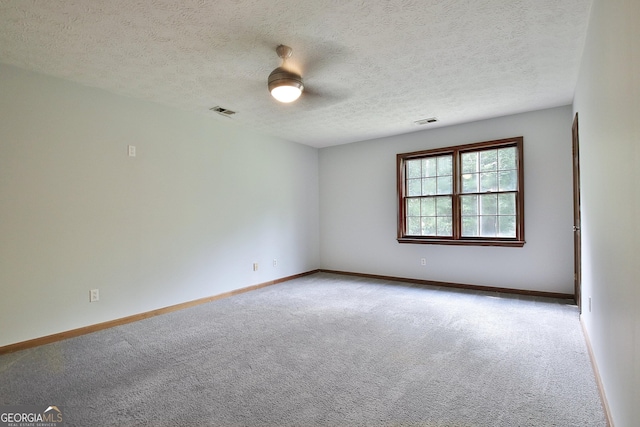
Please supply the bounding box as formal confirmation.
[589,297,592,312]
[273,259,278,267]
[420,258,426,266]
[90,289,99,302]
[253,263,258,271]
[128,145,136,157]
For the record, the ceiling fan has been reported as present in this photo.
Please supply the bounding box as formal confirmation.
[267,44,304,103]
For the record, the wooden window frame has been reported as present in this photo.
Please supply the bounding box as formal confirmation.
[397,137,525,247]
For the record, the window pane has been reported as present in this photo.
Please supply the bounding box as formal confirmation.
[437,216,452,236]
[461,195,478,215]
[436,196,452,216]
[407,217,421,235]
[480,150,498,171]
[461,173,478,193]
[407,159,422,178]
[461,152,478,173]
[421,198,435,216]
[498,147,517,170]
[480,194,497,215]
[422,217,436,235]
[462,216,479,236]
[498,170,517,191]
[436,176,452,195]
[437,155,453,176]
[423,158,437,177]
[498,193,516,215]
[498,215,516,237]
[407,199,421,216]
[407,179,421,196]
[480,172,498,192]
[422,177,437,195]
[480,216,497,236]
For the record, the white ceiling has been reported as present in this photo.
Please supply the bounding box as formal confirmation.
[0,0,592,148]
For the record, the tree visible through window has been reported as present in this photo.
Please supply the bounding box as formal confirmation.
[397,137,524,246]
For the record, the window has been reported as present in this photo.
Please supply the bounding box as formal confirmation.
[397,137,524,246]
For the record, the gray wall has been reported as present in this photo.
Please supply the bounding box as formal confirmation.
[0,64,320,347]
[573,0,640,424]
[319,106,574,294]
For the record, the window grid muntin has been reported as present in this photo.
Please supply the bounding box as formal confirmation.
[460,146,518,194]
[404,154,453,237]
[458,145,519,238]
[405,195,453,237]
[460,192,518,238]
[405,154,453,197]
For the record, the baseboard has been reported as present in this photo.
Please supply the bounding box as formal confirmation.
[580,317,614,427]
[319,269,575,301]
[0,270,319,356]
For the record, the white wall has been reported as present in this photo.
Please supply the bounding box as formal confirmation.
[0,64,319,347]
[572,0,640,424]
[319,106,574,294]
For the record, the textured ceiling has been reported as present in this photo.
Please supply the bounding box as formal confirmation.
[0,0,592,148]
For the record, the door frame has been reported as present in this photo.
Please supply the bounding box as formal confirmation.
[572,113,582,310]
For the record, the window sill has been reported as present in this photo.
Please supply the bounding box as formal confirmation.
[397,237,525,247]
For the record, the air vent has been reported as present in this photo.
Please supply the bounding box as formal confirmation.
[414,117,438,125]
[210,106,236,117]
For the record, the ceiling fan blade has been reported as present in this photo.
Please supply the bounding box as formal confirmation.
[296,40,351,76]
[297,85,350,109]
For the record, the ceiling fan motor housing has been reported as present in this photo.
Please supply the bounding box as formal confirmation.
[268,67,304,93]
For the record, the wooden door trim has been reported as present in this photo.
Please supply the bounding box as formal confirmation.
[572,113,582,309]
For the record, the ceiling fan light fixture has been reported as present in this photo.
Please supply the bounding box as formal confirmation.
[268,45,304,103]
[271,84,303,103]
[268,66,304,103]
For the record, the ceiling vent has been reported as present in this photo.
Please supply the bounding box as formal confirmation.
[414,117,438,125]
[210,106,236,117]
